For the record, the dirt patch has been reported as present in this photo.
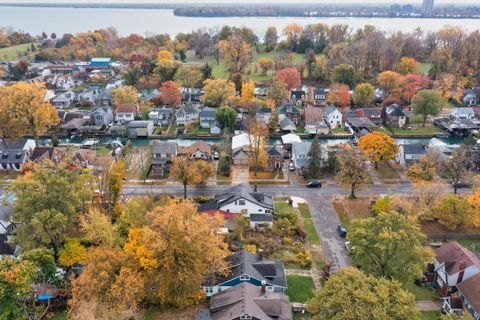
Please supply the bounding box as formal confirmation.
[375,161,402,184]
[332,196,375,226]
[146,305,203,320]
[124,147,151,180]
[421,221,480,236]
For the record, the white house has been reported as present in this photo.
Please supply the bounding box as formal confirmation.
[114,104,138,124]
[451,107,475,120]
[232,133,251,152]
[0,139,36,171]
[51,75,76,90]
[175,104,199,126]
[199,107,217,129]
[52,90,76,108]
[396,144,427,167]
[325,105,343,129]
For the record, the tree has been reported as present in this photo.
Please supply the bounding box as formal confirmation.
[160,80,182,106]
[112,85,138,106]
[174,65,203,101]
[257,58,274,76]
[332,64,356,88]
[22,249,57,284]
[170,158,214,198]
[124,199,229,306]
[411,90,445,127]
[81,207,121,247]
[10,60,29,80]
[267,78,288,107]
[264,27,278,51]
[202,79,236,107]
[306,267,420,320]
[358,132,399,169]
[218,153,231,176]
[440,147,471,194]
[432,194,472,231]
[10,162,93,258]
[395,57,420,75]
[218,35,253,75]
[215,105,237,133]
[122,66,142,86]
[348,211,432,285]
[0,82,59,144]
[327,83,350,110]
[58,240,86,267]
[307,138,323,179]
[438,314,471,320]
[377,71,402,95]
[406,154,437,181]
[240,80,255,106]
[275,67,301,91]
[353,83,374,107]
[282,24,302,51]
[337,150,369,199]
[248,120,269,176]
[157,49,173,64]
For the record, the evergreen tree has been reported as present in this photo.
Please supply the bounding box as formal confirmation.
[307,138,323,179]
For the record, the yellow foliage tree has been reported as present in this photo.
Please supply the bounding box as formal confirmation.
[112,85,138,106]
[218,35,253,74]
[240,80,255,106]
[202,79,236,107]
[157,49,173,64]
[358,131,399,169]
[395,57,421,75]
[0,82,59,144]
[258,58,274,76]
[170,158,214,198]
[406,154,436,181]
[58,240,86,267]
[467,189,480,228]
[377,70,402,95]
[248,120,269,176]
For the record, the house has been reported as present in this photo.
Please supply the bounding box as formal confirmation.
[434,242,480,297]
[232,133,251,153]
[210,124,221,135]
[304,106,329,136]
[189,141,211,160]
[76,87,102,106]
[0,234,16,260]
[97,89,113,107]
[50,75,76,90]
[396,144,427,167]
[62,118,88,134]
[232,148,250,166]
[0,206,14,235]
[211,184,274,221]
[198,282,292,320]
[267,146,283,171]
[456,273,480,320]
[128,121,154,138]
[73,149,97,168]
[451,107,475,120]
[148,107,173,126]
[279,118,297,133]
[382,104,408,128]
[202,250,287,297]
[291,142,311,170]
[290,90,306,106]
[31,147,66,164]
[463,89,479,106]
[199,107,217,129]
[89,106,113,126]
[314,88,327,106]
[345,117,377,134]
[324,105,343,129]
[0,139,36,171]
[115,104,138,124]
[357,108,382,125]
[176,104,199,126]
[86,58,112,72]
[150,142,178,177]
[52,90,76,108]
[199,209,240,234]
[256,107,272,123]
[277,104,302,125]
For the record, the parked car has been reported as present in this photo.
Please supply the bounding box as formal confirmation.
[212,151,220,160]
[288,163,295,171]
[306,181,322,188]
[452,181,472,189]
[344,241,351,252]
[337,225,347,237]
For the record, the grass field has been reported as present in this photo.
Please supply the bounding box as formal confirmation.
[420,62,432,75]
[421,311,440,320]
[390,126,443,136]
[405,282,437,301]
[286,275,315,303]
[298,203,312,219]
[304,219,321,245]
[375,161,402,183]
[457,239,480,253]
[0,42,38,61]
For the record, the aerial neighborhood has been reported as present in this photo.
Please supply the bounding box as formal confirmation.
[0,12,480,320]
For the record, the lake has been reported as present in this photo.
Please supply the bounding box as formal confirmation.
[0,6,479,36]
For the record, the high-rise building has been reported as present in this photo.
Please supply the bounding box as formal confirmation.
[422,0,434,15]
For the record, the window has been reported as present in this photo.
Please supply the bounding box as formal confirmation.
[239,200,245,205]
[240,315,252,320]
[240,275,250,281]
[258,209,262,212]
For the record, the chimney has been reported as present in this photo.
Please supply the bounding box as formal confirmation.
[257,248,263,260]
[254,184,258,192]
[457,260,467,284]
[261,280,266,293]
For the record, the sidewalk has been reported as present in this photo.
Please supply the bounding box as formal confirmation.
[416,301,441,311]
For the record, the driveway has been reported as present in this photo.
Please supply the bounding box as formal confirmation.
[232,165,249,184]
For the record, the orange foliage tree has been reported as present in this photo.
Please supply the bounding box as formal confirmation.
[358,132,399,169]
[160,80,182,106]
[275,67,301,91]
[327,83,350,110]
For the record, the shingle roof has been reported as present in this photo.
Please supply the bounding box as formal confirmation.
[436,242,480,276]
[152,142,177,154]
[457,272,480,314]
[115,104,137,114]
[128,121,153,128]
[200,107,217,118]
[277,104,301,114]
[385,104,406,117]
[216,184,274,210]
[250,214,274,222]
[402,144,427,156]
[304,106,323,122]
[279,118,296,131]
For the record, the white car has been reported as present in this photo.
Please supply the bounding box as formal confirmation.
[345,241,352,252]
[288,163,295,171]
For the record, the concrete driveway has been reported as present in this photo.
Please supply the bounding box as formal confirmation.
[232,165,249,184]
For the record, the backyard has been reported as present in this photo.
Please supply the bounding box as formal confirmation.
[390,126,443,136]
[285,275,315,303]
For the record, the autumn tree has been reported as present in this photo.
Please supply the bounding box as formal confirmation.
[10,162,93,258]
[124,199,229,306]
[411,90,445,127]
[58,240,86,267]
[248,120,269,176]
[282,24,302,51]
[353,83,374,107]
[275,67,301,91]
[240,80,255,106]
[95,157,126,217]
[332,64,356,88]
[202,79,236,107]
[155,49,181,82]
[159,80,182,106]
[348,211,432,285]
[112,85,139,106]
[327,83,350,110]
[440,147,471,194]
[174,65,203,101]
[432,194,472,231]
[395,57,420,75]
[377,70,402,95]
[358,132,399,169]
[337,149,369,199]
[0,82,59,144]
[258,58,274,76]
[267,78,288,107]
[81,207,122,247]
[306,267,420,320]
[307,138,324,179]
[215,105,237,133]
[218,34,253,75]
[406,154,437,181]
[264,26,278,52]
[170,158,214,198]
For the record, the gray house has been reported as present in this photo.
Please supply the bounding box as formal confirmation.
[150,142,178,176]
[89,106,114,126]
[128,121,154,138]
[176,104,199,126]
[52,90,75,108]
[0,138,36,171]
[199,107,217,129]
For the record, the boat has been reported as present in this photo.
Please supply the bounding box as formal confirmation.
[80,138,99,149]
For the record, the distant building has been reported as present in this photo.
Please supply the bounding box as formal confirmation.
[422,0,434,15]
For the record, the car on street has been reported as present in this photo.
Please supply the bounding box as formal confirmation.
[288,163,295,171]
[344,241,351,252]
[212,151,220,160]
[452,181,472,189]
[337,225,347,237]
[306,181,322,188]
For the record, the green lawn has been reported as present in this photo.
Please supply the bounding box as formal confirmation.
[274,201,294,215]
[304,219,320,245]
[457,239,480,253]
[421,311,440,320]
[390,126,443,136]
[405,282,437,301]
[298,204,312,219]
[293,312,310,320]
[332,127,347,134]
[96,146,112,156]
[286,275,315,303]
[420,62,432,75]
[0,42,38,61]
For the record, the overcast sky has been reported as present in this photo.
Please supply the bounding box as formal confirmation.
[0,0,478,4]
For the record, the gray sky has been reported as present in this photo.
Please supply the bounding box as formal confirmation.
[0,0,478,4]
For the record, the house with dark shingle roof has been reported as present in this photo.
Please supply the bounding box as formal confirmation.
[396,144,427,167]
[382,104,408,128]
[277,104,302,125]
[266,146,283,172]
[198,282,292,320]
[199,107,217,129]
[202,250,287,297]
[456,273,480,320]
[0,139,36,171]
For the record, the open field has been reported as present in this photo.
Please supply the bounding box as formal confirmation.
[0,42,38,61]
[390,126,443,136]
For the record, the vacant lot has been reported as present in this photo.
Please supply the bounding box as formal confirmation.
[332,196,375,227]
[375,161,402,184]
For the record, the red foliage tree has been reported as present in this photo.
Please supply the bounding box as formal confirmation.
[160,81,183,106]
[275,67,301,91]
[327,83,351,110]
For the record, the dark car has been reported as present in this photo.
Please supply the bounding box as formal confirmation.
[453,181,472,189]
[306,181,322,188]
[337,225,347,237]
